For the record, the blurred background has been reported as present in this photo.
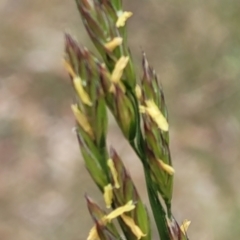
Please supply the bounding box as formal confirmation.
[0,0,240,239]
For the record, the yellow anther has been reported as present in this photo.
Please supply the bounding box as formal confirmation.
[111,56,129,83]
[121,214,146,239]
[63,60,76,78]
[107,159,120,189]
[104,37,123,52]
[116,11,133,27]
[180,219,191,235]
[135,84,142,100]
[87,226,100,240]
[64,60,92,106]
[105,201,135,221]
[71,104,94,139]
[145,100,169,131]
[73,77,92,106]
[158,160,175,175]
[103,184,113,209]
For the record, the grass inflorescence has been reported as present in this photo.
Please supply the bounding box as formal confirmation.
[64,0,190,239]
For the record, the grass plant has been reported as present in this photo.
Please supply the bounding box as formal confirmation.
[64,1,190,239]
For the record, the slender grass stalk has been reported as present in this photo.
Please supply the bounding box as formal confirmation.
[64,0,190,239]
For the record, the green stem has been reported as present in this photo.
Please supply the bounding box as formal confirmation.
[143,166,170,240]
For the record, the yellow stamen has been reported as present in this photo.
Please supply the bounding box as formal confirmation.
[87,226,100,240]
[71,104,94,139]
[105,201,135,221]
[73,77,92,106]
[121,214,146,239]
[145,100,169,131]
[135,84,142,100]
[104,37,123,52]
[180,219,191,235]
[103,184,113,209]
[64,60,92,106]
[107,159,120,189]
[63,60,76,78]
[111,56,129,83]
[116,11,133,27]
[158,160,175,175]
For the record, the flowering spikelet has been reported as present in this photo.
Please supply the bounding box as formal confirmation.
[109,148,151,240]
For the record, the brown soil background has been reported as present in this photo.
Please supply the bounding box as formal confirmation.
[0,0,240,239]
